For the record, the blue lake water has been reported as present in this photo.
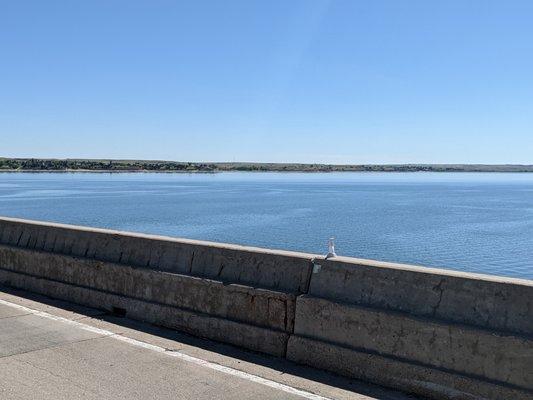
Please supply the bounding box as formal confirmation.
[0,172,532,280]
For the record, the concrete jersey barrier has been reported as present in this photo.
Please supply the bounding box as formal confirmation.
[0,217,311,357]
[0,217,313,293]
[287,258,533,400]
[0,216,531,400]
[305,256,533,335]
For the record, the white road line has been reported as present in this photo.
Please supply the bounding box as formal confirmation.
[0,298,334,400]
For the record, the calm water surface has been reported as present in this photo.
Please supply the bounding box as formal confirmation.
[1,172,532,279]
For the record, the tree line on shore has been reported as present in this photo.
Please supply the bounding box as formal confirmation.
[1,158,532,172]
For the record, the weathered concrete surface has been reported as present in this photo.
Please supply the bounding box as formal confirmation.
[0,268,289,357]
[0,245,295,333]
[307,257,533,335]
[286,336,531,400]
[1,216,532,400]
[0,216,313,293]
[0,287,418,400]
[291,295,533,389]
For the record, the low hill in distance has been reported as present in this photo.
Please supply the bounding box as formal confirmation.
[1,158,532,173]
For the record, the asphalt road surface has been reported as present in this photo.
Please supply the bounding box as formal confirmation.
[0,287,418,400]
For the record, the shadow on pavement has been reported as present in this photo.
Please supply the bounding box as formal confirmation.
[0,284,419,400]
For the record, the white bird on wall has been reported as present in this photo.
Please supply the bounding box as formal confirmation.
[326,237,336,259]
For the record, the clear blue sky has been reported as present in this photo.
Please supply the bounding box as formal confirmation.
[1,1,532,164]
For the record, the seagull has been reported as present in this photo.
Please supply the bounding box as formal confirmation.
[326,237,336,259]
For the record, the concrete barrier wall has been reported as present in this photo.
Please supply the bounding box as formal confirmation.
[0,217,313,293]
[287,257,533,399]
[289,296,532,389]
[304,257,533,335]
[0,245,294,333]
[0,217,532,400]
[0,217,308,357]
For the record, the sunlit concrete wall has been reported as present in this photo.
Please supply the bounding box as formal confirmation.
[0,217,531,400]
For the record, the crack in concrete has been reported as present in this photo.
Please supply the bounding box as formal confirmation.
[0,312,32,320]
[217,263,225,277]
[431,279,445,317]
[0,335,112,361]
[15,358,102,395]
[16,231,23,246]
[189,251,195,274]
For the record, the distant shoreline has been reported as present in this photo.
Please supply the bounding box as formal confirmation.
[1,158,533,173]
[0,169,218,174]
[2,169,533,174]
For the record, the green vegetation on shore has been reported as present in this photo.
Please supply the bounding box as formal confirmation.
[1,158,532,173]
